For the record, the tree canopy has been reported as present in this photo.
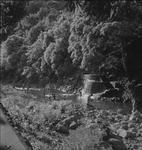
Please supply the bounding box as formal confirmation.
[1,0,142,90]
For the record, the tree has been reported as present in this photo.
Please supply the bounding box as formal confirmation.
[26,32,44,65]
[1,35,27,81]
[25,0,48,14]
[0,0,28,41]
[26,22,44,44]
[1,35,24,70]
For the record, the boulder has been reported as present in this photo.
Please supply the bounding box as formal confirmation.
[101,127,127,150]
[108,138,127,150]
[61,115,75,127]
[55,115,81,134]
[117,128,136,139]
[117,129,127,138]
[69,121,79,130]
[117,109,127,115]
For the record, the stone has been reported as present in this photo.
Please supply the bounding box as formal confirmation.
[61,115,76,127]
[69,121,78,130]
[117,128,137,139]
[117,129,127,138]
[117,109,125,114]
[108,138,127,150]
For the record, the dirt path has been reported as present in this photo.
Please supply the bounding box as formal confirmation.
[0,108,30,150]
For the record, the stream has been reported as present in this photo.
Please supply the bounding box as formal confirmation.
[15,86,132,113]
[0,106,31,150]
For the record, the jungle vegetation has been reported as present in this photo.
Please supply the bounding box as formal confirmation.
[1,0,142,110]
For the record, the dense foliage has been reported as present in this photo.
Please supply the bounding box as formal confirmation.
[1,1,142,149]
[1,0,142,107]
[0,0,29,42]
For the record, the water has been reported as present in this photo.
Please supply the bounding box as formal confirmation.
[79,94,132,113]
[0,109,30,150]
[14,86,132,113]
[81,74,132,113]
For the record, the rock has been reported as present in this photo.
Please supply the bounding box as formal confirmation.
[55,115,80,134]
[108,138,127,150]
[50,119,61,128]
[61,115,75,127]
[117,128,136,139]
[69,121,78,130]
[55,124,69,135]
[102,127,127,150]
[117,129,127,138]
[100,88,122,98]
[117,109,125,115]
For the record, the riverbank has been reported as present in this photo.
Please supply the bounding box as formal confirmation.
[1,85,142,150]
